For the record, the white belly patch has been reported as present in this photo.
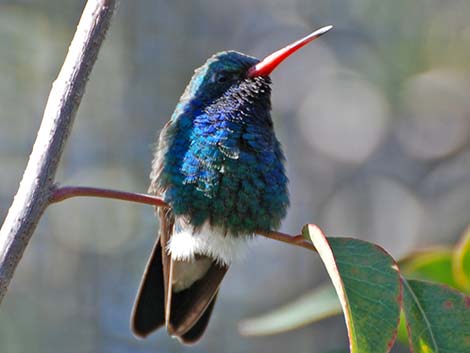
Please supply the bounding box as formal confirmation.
[166,219,250,266]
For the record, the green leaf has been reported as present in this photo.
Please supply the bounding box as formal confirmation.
[239,284,342,336]
[453,226,470,293]
[302,225,401,353]
[402,279,470,353]
[399,248,459,289]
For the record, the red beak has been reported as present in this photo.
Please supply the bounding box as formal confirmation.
[247,25,333,78]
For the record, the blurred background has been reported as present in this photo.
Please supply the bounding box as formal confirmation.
[0,0,469,352]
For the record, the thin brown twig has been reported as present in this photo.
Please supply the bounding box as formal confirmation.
[50,185,168,208]
[49,185,316,252]
[256,230,316,252]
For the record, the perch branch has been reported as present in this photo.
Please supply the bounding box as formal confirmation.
[49,185,316,252]
[256,230,316,252]
[50,185,168,207]
[0,0,116,304]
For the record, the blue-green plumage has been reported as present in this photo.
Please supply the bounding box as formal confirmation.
[153,51,289,235]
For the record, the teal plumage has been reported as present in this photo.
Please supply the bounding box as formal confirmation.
[153,51,289,235]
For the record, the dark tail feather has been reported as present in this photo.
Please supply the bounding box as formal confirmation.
[131,238,165,337]
[167,263,228,338]
[179,293,219,344]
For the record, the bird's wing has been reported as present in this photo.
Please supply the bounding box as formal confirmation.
[130,205,176,338]
[130,232,166,337]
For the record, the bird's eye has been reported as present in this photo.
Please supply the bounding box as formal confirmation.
[217,74,229,83]
[212,71,233,84]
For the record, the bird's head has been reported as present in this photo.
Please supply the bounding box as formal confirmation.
[179,25,333,109]
[181,51,260,106]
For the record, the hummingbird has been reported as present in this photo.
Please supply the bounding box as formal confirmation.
[131,25,333,344]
